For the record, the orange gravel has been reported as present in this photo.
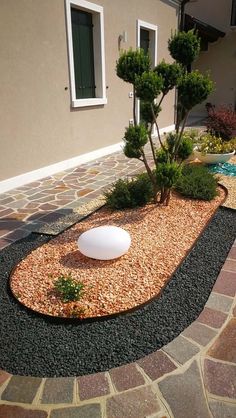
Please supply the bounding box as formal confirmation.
[10,190,225,319]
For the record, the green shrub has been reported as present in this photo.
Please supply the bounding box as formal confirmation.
[166,132,178,154]
[54,275,84,303]
[123,124,148,159]
[140,101,161,125]
[135,71,163,102]
[155,162,182,204]
[175,164,218,200]
[178,71,214,111]
[154,60,183,94]
[168,30,200,67]
[159,131,194,162]
[156,148,169,163]
[155,162,182,189]
[177,134,194,161]
[104,173,154,209]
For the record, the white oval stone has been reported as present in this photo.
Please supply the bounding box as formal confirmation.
[77,225,131,260]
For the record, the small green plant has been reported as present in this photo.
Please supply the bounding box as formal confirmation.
[156,162,182,204]
[177,132,194,161]
[123,124,148,159]
[54,275,84,303]
[104,173,154,209]
[156,147,169,163]
[175,164,218,201]
[196,134,236,154]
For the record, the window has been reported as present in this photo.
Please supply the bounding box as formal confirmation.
[140,29,150,55]
[137,20,158,69]
[231,0,236,26]
[66,0,107,107]
[136,20,158,125]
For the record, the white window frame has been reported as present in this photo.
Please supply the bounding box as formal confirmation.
[137,20,158,68]
[136,20,158,126]
[66,0,107,107]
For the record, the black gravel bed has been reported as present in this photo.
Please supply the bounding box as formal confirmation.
[0,207,235,377]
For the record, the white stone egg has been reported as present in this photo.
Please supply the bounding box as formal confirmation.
[77,225,131,260]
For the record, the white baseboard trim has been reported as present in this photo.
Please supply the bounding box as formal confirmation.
[159,124,175,135]
[0,124,175,193]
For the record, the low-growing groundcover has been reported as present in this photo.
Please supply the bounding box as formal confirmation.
[105,173,153,209]
[175,164,218,201]
[1,204,235,376]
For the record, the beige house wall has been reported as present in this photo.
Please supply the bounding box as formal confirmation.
[186,0,236,117]
[0,0,178,182]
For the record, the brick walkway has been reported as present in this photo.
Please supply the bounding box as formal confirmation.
[0,149,235,417]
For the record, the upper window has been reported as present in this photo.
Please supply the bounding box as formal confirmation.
[66,0,107,107]
[137,20,158,69]
[136,20,158,125]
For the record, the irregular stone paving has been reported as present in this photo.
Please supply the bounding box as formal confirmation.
[0,149,154,250]
[0,150,235,417]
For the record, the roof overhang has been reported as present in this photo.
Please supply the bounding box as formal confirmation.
[184,14,225,50]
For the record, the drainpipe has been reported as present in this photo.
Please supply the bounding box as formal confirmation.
[179,0,190,30]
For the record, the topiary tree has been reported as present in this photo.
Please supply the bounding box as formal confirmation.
[116,49,151,125]
[116,30,213,205]
[177,70,213,135]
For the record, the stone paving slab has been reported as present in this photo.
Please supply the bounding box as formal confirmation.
[196,306,227,328]
[213,270,236,297]
[182,322,217,346]
[204,359,236,399]
[162,335,199,364]
[158,360,211,418]
[77,372,110,401]
[41,377,74,404]
[207,318,236,363]
[1,376,42,403]
[206,292,234,313]
[109,363,145,392]
[0,370,11,387]
[222,258,236,273]
[49,404,102,418]
[106,386,160,418]
[0,405,48,418]
[209,399,236,418]
[137,350,177,381]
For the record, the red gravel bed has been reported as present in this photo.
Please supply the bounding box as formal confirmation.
[10,190,224,319]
